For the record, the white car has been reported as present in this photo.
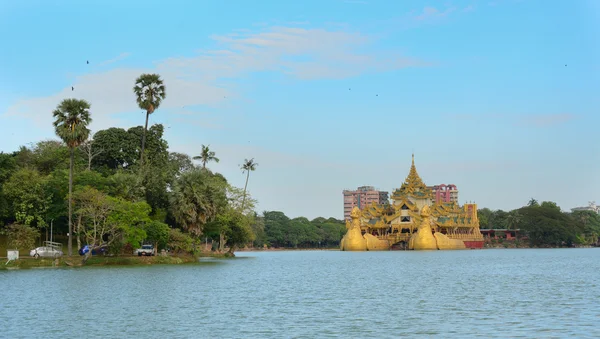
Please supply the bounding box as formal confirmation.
[134,244,155,256]
[30,246,63,259]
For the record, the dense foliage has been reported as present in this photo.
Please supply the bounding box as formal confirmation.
[0,124,345,254]
[478,199,600,247]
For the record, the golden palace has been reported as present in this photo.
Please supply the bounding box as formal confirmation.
[340,155,484,251]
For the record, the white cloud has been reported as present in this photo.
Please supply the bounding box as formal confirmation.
[2,25,425,132]
[414,6,456,21]
[518,113,577,127]
[97,52,131,67]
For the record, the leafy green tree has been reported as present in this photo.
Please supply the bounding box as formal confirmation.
[107,172,145,202]
[506,210,522,230]
[92,127,136,171]
[30,140,70,175]
[571,210,600,245]
[167,228,194,254]
[263,211,290,248]
[0,152,16,224]
[518,204,576,247]
[133,73,166,166]
[241,158,258,211]
[52,98,92,256]
[489,210,508,229]
[108,198,152,249]
[193,144,219,169]
[12,146,34,169]
[168,152,194,176]
[3,168,51,228]
[5,224,40,251]
[206,208,254,254]
[73,186,115,257]
[44,169,68,230]
[144,220,170,251]
[477,208,492,228]
[250,213,267,248]
[169,169,228,237]
[540,201,560,211]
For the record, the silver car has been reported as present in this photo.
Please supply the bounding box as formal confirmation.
[30,246,63,259]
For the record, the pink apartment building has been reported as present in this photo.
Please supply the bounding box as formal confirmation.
[342,186,389,220]
[428,184,459,204]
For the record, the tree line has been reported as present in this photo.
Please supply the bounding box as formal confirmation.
[0,73,346,257]
[477,199,600,247]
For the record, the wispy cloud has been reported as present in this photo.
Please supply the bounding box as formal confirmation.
[517,113,577,127]
[97,52,131,66]
[444,113,578,128]
[414,6,456,21]
[3,25,428,131]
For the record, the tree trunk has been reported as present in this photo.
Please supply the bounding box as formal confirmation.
[241,171,250,211]
[140,111,149,166]
[76,214,82,251]
[219,232,225,252]
[68,147,74,256]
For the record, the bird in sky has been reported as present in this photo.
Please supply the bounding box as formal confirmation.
[87,60,89,64]
[71,86,74,91]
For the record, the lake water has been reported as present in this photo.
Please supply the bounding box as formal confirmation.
[1,249,599,338]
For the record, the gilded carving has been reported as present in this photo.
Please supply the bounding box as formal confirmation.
[340,155,483,251]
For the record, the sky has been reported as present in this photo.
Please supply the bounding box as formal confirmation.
[0,0,599,219]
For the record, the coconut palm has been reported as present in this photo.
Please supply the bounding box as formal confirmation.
[241,158,258,211]
[133,73,166,166]
[53,98,92,256]
[193,144,219,169]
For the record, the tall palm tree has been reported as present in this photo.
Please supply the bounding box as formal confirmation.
[193,144,219,169]
[133,73,166,166]
[241,158,258,211]
[53,98,92,256]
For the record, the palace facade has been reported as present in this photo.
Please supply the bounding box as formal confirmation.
[340,155,484,251]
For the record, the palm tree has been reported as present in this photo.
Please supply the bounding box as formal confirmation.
[133,73,166,166]
[527,198,539,207]
[241,158,258,211]
[53,98,92,256]
[193,144,219,169]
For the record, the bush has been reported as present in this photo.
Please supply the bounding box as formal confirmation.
[167,229,194,254]
[6,224,40,250]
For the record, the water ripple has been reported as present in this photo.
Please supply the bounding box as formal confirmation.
[0,249,599,338]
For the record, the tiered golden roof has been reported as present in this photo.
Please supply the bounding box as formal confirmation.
[341,154,483,251]
[392,154,432,200]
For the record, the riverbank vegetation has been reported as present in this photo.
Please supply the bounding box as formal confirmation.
[478,199,600,247]
[0,73,347,262]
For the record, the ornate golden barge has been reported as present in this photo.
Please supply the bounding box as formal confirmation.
[340,155,484,251]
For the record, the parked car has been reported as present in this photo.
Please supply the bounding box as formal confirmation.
[78,244,108,256]
[30,246,63,259]
[134,244,155,256]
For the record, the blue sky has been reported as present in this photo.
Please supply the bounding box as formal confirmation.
[1,0,598,219]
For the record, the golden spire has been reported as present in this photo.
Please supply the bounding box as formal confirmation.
[395,154,432,198]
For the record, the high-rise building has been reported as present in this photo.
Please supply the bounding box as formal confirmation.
[343,186,389,220]
[428,184,459,204]
[571,201,599,214]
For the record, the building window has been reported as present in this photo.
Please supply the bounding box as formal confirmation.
[401,216,410,222]
[401,204,409,210]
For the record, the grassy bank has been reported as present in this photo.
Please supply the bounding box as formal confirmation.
[0,252,233,270]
